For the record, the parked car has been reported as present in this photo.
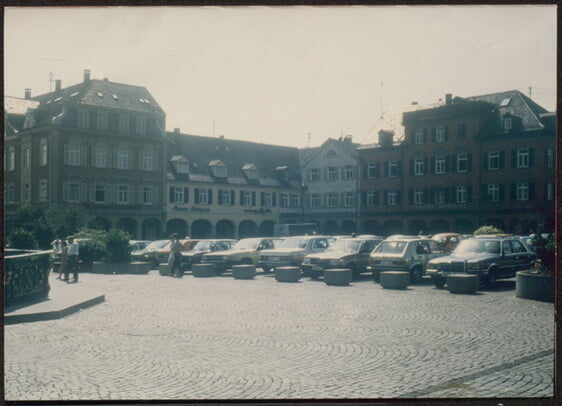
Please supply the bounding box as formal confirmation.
[431,233,464,252]
[155,239,200,268]
[130,240,151,253]
[131,239,169,263]
[258,235,334,272]
[301,236,383,279]
[425,235,537,288]
[202,237,282,274]
[179,239,237,271]
[369,237,448,283]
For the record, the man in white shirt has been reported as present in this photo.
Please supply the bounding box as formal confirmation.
[66,236,80,283]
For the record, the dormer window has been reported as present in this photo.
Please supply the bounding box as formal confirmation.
[242,163,259,180]
[209,160,227,178]
[172,155,189,174]
[504,117,512,130]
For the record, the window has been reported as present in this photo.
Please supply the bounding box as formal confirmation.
[488,184,500,202]
[95,184,106,203]
[546,183,554,201]
[516,183,529,201]
[137,117,147,135]
[327,167,337,181]
[142,184,154,204]
[388,161,399,177]
[88,111,98,130]
[39,179,48,201]
[291,193,300,208]
[68,182,80,202]
[488,151,500,170]
[309,168,320,182]
[7,147,15,171]
[367,163,377,178]
[65,144,81,166]
[414,129,424,144]
[516,149,529,168]
[94,146,108,168]
[23,147,31,169]
[6,184,15,203]
[117,150,129,169]
[119,115,129,133]
[414,189,424,205]
[414,158,424,176]
[546,148,554,168]
[435,155,446,174]
[504,117,512,130]
[435,126,445,142]
[196,189,208,205]
[141,152,154,171]
[310,194,320,208]
[456,185,468,203]
[327,193,337,207]
[242,191,253,207]
[262,192,273,207]
[117,184,129,204]
[387,191,398,206]
[97,111,108,131]
[40,140,48,166]
[78,110,89,128]
[344,166,354,180]
[23,183,31,202]
[366,191,378,206]
[173,187,186,204]
[435,189,446,205]
[343,192,354,207]
[457,153,468,173]
[280,193,289,208]
[220,190,232,206]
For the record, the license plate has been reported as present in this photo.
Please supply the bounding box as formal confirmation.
[312,266,323,271]
[381,260,393,265]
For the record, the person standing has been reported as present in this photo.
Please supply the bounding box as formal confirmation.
[66,236,80,283]
[57,241,68,280]
[168,233,184,278]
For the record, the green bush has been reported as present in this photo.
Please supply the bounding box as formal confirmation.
[75,228,106,264]
[9,228,38,249]
[474,225,504,235]
[104,229,132,263]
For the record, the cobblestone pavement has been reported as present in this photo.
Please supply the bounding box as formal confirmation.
[4,270,555,401]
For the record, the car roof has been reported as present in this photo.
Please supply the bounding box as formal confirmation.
[338,236,381,241]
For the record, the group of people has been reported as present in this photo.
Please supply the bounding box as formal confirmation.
[51,236,80,283]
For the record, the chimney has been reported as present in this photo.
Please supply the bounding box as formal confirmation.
[344,135,352,143]
[378,130,394,147]
[83,69,91,82]
[55,79,62,92]
[219,135,225,140]
[24,88,31,99]
[445,93,452,105]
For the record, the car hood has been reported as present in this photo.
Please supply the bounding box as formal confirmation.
[429,252,496,264]
[308,250,356,260]
[205,249,254,257]
[181,251,208,257]
[260,248,305,255]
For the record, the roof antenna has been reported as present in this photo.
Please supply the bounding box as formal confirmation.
[307,132,311,148]
[380,80,384,119]
[528,86,532,99]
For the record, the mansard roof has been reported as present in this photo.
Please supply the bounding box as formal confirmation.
[167,132,302,188]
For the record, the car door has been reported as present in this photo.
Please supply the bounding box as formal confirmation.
[427,240,447,264]
[499,240,517,277]
[509,239,534,273]
[357,240,377,271]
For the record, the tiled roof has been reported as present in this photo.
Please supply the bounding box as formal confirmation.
[4,96,40,115]
[32,79,164,115]
[167,132,302,188]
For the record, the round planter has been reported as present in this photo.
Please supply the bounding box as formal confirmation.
[232,264,256,280]
[380,271,410,290]
[192,263,216,278]
[446,274,478,294]
[275,266,301,283]
[324,269,352,286]
[516,271,554,302]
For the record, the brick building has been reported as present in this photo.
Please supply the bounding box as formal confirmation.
[358,91,555,236]
[4,70,167,239]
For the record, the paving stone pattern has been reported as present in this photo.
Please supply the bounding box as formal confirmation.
[4,271,554,401]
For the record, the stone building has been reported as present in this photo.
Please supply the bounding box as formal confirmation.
[4,70,167,239]
[358,91,556,235]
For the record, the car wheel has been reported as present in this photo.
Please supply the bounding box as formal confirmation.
[372,270,380,283]
[410,266,423,284]
[486,269,499,289]
[433,276,446,289]
[149,258,158,269]
[262,266,272,273]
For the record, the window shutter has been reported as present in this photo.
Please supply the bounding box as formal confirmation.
[106,184,112,203]
[375,163,380,178]
[183,187,189,203]
[240,191,244,205]
[467,186,472,203]
[374,191,379,206]
[218,189,223,204]
[89,183,95,201]
[482,152,488,170]
[529,148,535,167]
[529,183,535,200]
[384,161,389,177]
[81,182,88,202]
[430,157,435,174]
[260,192,264,206]
[80,146,87,166]
[129,185,135,204]
[153,152,158,171]
[397,161,402,176]
[444,126,449,141]
[481,185,488,202]
[383,190,388,206]
[195,188,200,204]
[408,189,413,205]
[510,184,516,200]
[444,156,450,173]
[231,190,235,205]
[363,164,368,179]
[511,150,517,168]
[169,187,175,203]
[467,154,472,171]
[499,184,505,201]
[499,151,505,169]
[272,192,276,207]
[409,159,414,176]
[397,191,402,205]
[452,156,457,173]
[422,128,427,143]
[208,189,213,204]
[411,130,415,143]
[431,128,436,142]
[252,191,256,206]
[129,151,134,169]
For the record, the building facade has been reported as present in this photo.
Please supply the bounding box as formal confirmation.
[165,132,303,239]
[359,91,556,236]
[4,70,167,239]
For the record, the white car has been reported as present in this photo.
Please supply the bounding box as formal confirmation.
[258,235,334,272]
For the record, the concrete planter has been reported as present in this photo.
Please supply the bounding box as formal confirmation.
[380,271,410,290]
[92,261,150,274]
[324,269,352,286]
[446,274,478,294]
[275,267,301,283]
[516,271,554,303]
[232,265,256,280]
[192,263,217,278]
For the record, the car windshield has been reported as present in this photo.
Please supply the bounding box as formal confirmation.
[144,240,169,251]
[278,238,309,249]
[373,241,407,255]
[232,238,261,250]
[327,239,361,252]
[454,239,500,254]
[191,241,213,251]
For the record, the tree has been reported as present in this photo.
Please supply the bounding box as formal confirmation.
[103,229,132,263]
[8,228,37,249]
[474,225,504,236]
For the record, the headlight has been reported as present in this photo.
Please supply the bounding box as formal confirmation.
[303,258,311,264]
[466,262,481,271]
[328,259,338,266]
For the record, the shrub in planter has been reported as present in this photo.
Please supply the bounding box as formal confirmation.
[516,232,555,302]
[75,228,106,270]
[103,229,132,264]
[474,225,504,235]
[8,228,38,249]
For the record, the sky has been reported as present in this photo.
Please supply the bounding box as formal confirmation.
[4,5,557,149]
